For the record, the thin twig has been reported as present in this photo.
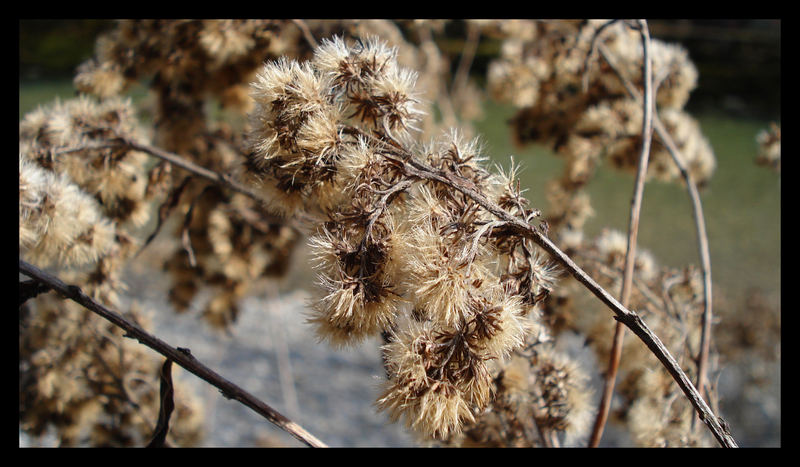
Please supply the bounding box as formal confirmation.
[416,23,459,128]
[146,358,175,448]
[72,137,303,237]
[581,19,621,93]
[266,283,301,420]
[136,175,192,259]
[19,279,51,306]
[19,259,328,448]
[56,138,293,230]
[597,36,715,431]
[588,19,655,448]
[120,138,267,203]
[292,19,318,49]
[179,186,213,268]
[452,21,481,97]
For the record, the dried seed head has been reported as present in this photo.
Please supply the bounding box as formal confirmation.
[755,122,781,171]
[307,217,402,346]
[378,316,478,439]
[405,222,492,326]
[198,20,256,66]
[74,59,127,99]
[532,348,594,444]
[464,290,528,359]
[19,154,117,269]
[367,66,422,137]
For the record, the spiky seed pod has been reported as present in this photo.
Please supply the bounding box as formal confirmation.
[313,35,399,99]
[312,35,422,139]
[366,66,422,137]
[402,184,456,229]
[377,316,479,439]
[500,248,560,310]
[462,289,528,359]
[485,161,532,217]
[308,211,402,346]
[74,59,127,99]
[404,221,492,327]
[438,130,490,179]
[246,58,348,216]
[198,19,257,67]
[332,136,404,203]
[530,348,594,444]
[248,59,332,158]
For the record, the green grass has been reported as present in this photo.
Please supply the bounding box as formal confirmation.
[20,81,780,310]
[19,80,79,119]
[19,80,152,121]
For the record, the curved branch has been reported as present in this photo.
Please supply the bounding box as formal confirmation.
[292,19,318,49]
[452,21,481,97]
[121,138,267,204]
[597,36,716,429]
[589,19,655,448]
[19,259,328,448]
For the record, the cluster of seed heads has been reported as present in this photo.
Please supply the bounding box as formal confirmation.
[19,20,745,447]
[243,36,562,439]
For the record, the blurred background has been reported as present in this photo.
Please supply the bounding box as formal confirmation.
[19,19,780,447]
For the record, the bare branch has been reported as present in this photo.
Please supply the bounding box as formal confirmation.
[292,19,318,49]
[581,19,622,93]
[597,34,716,430]
[589,19,655,448]
[18,259,328,448]
[121,138,267,203]
[452,21,481,97]
[19,279,51,306]
[146,358,175,448]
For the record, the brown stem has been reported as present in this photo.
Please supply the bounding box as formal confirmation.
[581,19,622,93]
[19,259,328,448]
[597,37,715,429]
[588,19,655,448]
[56,138,290,228]
[292,19,318,49]
[121,138,266,203]
[72,137,299,234]
[418,24,458,129]
[452,21,481,97]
